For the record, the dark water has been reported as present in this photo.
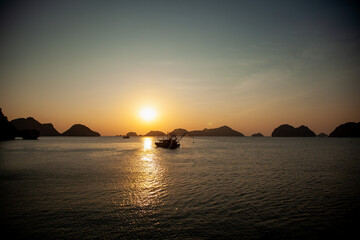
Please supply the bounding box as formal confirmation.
[0,137,359,239]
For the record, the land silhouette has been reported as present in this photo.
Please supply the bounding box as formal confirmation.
[0,108,16,140]
[146,126,244,137]
[329,122,360,137]
[251,133,264,137]
[11,117,60,136]
[1,109,360,140]
[126,132,137,137]
[3,113,100,138]
[62,124,100,136]
[272,124,316,137]
[145,130,166,136]
[169,128,188,136]
[186,126,244,136]
[0,109,40,140]
[20,129,40,140]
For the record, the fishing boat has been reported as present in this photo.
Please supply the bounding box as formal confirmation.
[155,132,186,149]
[123,135,129,139]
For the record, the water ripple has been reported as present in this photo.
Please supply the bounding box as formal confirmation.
[1,137,359,239]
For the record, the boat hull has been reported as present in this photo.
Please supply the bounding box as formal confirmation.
[155,140,180,149]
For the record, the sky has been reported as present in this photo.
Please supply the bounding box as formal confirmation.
[1,0,359,136]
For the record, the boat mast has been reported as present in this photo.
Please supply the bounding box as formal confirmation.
[177,131,187,141]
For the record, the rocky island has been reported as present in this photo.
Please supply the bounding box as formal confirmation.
[20,129,40,140]
[251,133,264,137]
[11,117,60,136]
[163,126,245,137]
[188,126,244,136]
[329,122,360,137]
[271,124,316,137]
[0,108,16,140]
[126,132,137,137]
[170,128,188,136]
[62,124,100,136]
[1,109,40,140]
[145,130,166,136]
[169,126,244,136]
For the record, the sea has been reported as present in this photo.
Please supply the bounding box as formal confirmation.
[0,136,359,239]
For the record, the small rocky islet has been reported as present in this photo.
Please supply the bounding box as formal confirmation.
[251,133,264,137]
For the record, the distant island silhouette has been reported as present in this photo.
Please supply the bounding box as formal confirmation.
[126,132,137,137]
[11,117,60,136]
[5,113,100,137]
[20,129,40,140]
[169,128,188,136]
[2,108,360,139]
[272,124,316,137]
[168,126,244,136]
[251,133,264,137]
[1,109,40,140]
[0,108,16,140]
[329,122,360,137]
[189,126,244,136]
[145,130,166,136]
[62,124,100,136]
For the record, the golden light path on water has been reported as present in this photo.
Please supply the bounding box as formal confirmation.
[129,137,166,207]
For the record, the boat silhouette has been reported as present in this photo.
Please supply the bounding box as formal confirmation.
[155,132,186,149]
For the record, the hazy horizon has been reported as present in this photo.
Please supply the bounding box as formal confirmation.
[1,0,359,136]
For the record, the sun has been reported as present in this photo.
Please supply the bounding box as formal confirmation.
[139,107,157,122]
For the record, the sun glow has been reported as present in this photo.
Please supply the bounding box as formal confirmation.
[139,107,157,122]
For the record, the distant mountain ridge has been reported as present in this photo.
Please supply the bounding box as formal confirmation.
[11,117,60,136]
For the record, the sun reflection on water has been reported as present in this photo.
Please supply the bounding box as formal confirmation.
[122,137,166,208]
[143,137,153,151]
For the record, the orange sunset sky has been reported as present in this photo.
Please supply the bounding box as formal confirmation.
[1,1,359,136]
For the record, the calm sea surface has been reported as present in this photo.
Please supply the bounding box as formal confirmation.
[0,137,359,239]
